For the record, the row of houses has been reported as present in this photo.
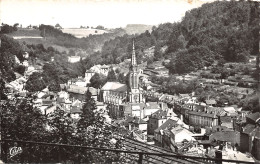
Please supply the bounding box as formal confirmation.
[142,89,260,161]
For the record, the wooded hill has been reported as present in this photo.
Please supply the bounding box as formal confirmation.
[87,1,259,74]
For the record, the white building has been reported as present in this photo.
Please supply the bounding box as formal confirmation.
[85,70,95,84]
[170,126,195,143]
[89,64,111,76]
[68,56,81,63]
[22,60,29,67]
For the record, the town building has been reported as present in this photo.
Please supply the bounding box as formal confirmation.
[188,105,221,128]
[147,107,176,135]
[240,112,260,160]
[68,56,81,63]
[67,85,99,101]
[67,77,86,87]
[85,70,95,84]
[170,126,196,152]
[154,118,178,147]
[101,41,148,119]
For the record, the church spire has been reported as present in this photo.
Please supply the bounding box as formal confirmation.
[131,40,137,66]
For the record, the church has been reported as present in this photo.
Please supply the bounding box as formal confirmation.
[100,41,161,119]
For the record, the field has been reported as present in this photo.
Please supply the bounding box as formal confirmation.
[61,28,110,38]
[6,27,111,54]
[7,28,69,53]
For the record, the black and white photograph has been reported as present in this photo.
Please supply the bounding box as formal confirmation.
[0,0,259,163]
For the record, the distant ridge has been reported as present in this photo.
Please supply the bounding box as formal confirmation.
[124,24,153,35]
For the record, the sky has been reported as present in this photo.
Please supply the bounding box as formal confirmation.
[0,0,213,29]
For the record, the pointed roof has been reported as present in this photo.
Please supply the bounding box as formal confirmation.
[131,40,137,66]
[101,82,127,92]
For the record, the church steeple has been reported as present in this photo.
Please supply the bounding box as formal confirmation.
[131,40,137,66]
[128,39,143,103]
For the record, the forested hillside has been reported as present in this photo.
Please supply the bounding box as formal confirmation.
[87,1,259,74]
[167,1,259,74]
[0,35,24,82]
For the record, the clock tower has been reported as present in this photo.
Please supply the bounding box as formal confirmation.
[129,41,143,103]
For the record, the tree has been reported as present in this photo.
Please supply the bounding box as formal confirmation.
[106,68,117,82]
[13,65,26,75]
[0,78,7,100]
[13,23,19,31]
[0,24,14,34]
[25,72,47,92]
[173,46,214,74]
[55,23,62,29]
[78,89,97,127]
[1,99,47,162]
[118,73,125,84]
[89,73,106,88]
[48,81,61,92]
[76,90,125,163]
[96,25,105,30]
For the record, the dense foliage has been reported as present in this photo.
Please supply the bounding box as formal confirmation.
[85,1,259,75]
[0,35,24,82]
[0,23,19,34]
[1,90,125,163]
[167,1,259,74]
[25,54,86,92]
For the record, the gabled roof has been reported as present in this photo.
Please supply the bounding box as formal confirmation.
[154,119,178,133]
[71,99,82,107]
[242,124,256,135]
[101,82,127,92]
[246,112,260,123]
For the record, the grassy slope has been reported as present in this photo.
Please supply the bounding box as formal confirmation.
[61,28,110,38]
[6,28,69,53]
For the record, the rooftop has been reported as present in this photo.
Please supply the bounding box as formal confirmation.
[246,112,260,123]
[171,126,193,135]
[154,118,178,133]
[150,109,167,119]
[101,82,127,92]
